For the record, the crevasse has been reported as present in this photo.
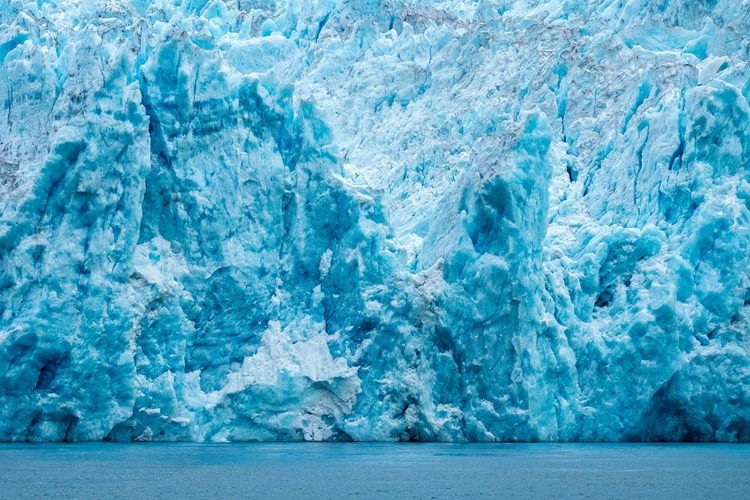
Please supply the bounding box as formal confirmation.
[0,0,748,442]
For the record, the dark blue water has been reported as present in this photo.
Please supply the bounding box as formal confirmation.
[0,443,748,499]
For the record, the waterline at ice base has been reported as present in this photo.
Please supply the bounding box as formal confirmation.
[0,0,748,442]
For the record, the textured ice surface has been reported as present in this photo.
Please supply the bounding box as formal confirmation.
[0,0,749,442]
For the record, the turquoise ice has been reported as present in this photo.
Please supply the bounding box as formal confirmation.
[0,0,748,442]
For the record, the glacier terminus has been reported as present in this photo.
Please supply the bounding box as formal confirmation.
[0,0,749,442]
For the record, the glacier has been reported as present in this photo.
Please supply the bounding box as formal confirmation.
[0,0,748,442]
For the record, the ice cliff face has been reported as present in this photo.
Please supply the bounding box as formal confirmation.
[0,0,749,442]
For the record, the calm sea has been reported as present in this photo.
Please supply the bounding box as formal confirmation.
[0,443,748,499]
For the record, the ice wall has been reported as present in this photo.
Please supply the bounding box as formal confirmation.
[0,0,748,441]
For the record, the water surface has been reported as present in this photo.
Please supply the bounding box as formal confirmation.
[1,443,748,499]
